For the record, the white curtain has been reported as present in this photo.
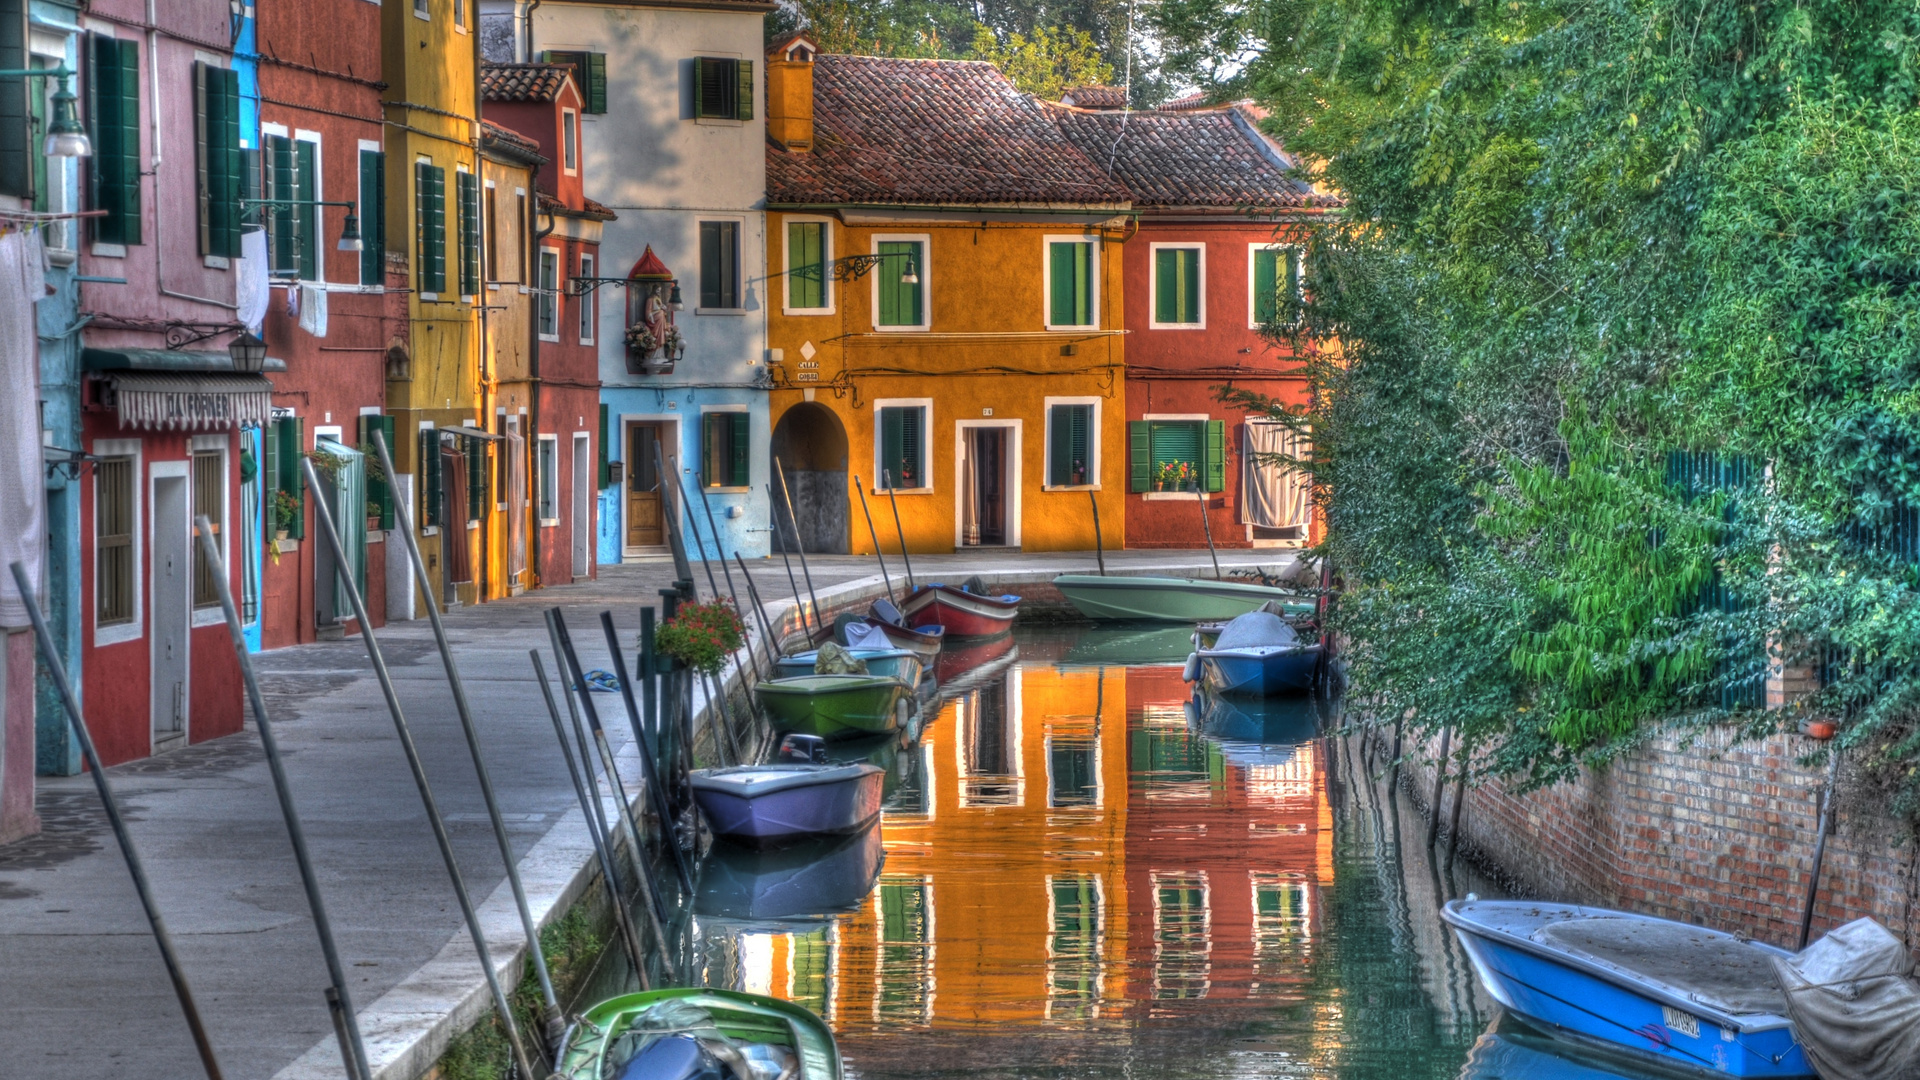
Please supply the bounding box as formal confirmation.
[1242,421,1312,530]
[0,230,47,628]
[314,440,366,614]
[508,430,527,584]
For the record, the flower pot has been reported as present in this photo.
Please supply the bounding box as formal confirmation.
[1153,481,1165,492]
[1805,720,1837,741]
[274,529,289,541]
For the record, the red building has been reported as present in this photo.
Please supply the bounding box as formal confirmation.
[1053,99,1335,549]
[254,0,398,648]
[481,64,611,588]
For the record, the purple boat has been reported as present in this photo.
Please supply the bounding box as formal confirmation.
[690,762,885,845]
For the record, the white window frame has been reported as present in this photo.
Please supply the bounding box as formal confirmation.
[577,252,596,344]
[1042,234,1100,331]
[537,433,559,526]
[537,245,561,342]
[1042,395,1102,491]
[1148,241,1207,330]
[700,404,752,493]
[560,108,578,174]
[871,397,933,494]
[188,435,232,627]
[92,438,144,647]
[1248,242,1303,329]
[870,233,930,332]
[782,214,835,315]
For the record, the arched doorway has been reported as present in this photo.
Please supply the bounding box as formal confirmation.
[770,403,849,554]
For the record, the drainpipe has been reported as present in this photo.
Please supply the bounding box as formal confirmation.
[149,1,238,312]
[522,0,542,63]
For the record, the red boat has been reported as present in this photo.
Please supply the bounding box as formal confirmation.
[933,630,1017,684]
[899,583,1020,639]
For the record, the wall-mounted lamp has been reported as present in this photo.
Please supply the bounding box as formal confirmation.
[228,332,269,373]
[0,67,90,158]
[241,198,364,253]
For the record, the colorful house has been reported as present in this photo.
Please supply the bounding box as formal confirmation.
[1051,100,1335,549]
[491,0,777,566]
[764,44,1132,556]
[481,62,613,589]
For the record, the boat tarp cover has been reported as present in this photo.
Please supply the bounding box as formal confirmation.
[1771,918,1920,1080]
[1212,610,1300,651]
[1532,917,1790,1015]
[813,641,869,675]
[843,622,894,651]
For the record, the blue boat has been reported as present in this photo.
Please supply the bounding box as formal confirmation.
[1183,610,1321,697]
[694,821,886,921]
[1441,899,1814,1077]
[774,646,924,685]
[1460,1019,1673,1079]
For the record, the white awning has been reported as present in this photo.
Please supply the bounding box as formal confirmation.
[102,372,275,431]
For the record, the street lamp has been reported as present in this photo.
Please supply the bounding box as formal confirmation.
[337,208,363,252]
[901,255,919,285]
[43,82,89,158]
[668,281,685,310]
[228,332,269,373]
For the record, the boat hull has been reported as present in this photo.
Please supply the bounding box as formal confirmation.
[774,648,924,685]
[1054,574,1313,622]
[754,675,910,739]
[932,631,1017,684]
[1196,645,1321,696]
[1443,901,1813,1078]
[561,988,842,1080]
[695,823,887,920]
[900,584,1020,638]
[691,764,885,843]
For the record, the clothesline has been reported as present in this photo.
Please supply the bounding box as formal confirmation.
[0,208,105,240]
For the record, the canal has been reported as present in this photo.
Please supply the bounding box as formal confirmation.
[575,624,1673,1079]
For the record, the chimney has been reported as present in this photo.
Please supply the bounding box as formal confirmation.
[766,35,817,153]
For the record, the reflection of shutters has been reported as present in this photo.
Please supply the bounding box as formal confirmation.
[1205,419,1226,493]
[1129,421,1149,492]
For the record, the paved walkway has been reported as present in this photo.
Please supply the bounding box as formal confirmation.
[0,548,1292,1080]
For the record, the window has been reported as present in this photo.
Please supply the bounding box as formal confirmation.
[874,238,925,328]
[453,0,465,28]
[560,109,577,172]
[1251,245,1302,326]
[414,160,446,295]
[0,10,26,200]
[540,51,607,114]
[483,184,499,284]
[193,63,242,259]
[356,414,397,529]
[786,220,828,310]
[358,147,386,285]
[874,877,933,1023]
[1152,245,1204,327]
[265,132,318,279]
[191,449,225,608]
[95,455,135,627]
[413,0,428,19]
[698,220,739,309]
[457,169,479,297]
[87,33,142,246]
[1048,876,1103,1018]
[1152,872,1211,999]
[877,403,926,490]
[536,434,557,523]
[264,416,305,540]
[692,56,752,120]
[538,248,559,339]
[577,253,596,342]
[1047,402,1095,487]
[1047,239,1095,327]
[703,411,749,488]
[417,425,443,534]
[1129,419,1226,493]
[1049,737,1098,807]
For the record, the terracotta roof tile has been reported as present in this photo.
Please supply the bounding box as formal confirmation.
[480,119,546,163]
[481,63,572,103]
[1158,91,1214,112]
[767,56,1130,207]
[1061,85,1128,109]
[1049,105,1334,209]
[538,191,618,222]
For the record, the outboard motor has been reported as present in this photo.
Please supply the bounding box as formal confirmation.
[777,733,829,764]
[870,598,906,627]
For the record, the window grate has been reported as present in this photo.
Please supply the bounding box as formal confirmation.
[192,450,224,608]
[96,457,134,625]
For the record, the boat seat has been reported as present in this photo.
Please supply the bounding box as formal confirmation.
[1533,917,1790,1016]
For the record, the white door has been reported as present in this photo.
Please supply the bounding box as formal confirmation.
[572,434,591,578]
[150,474,190,752]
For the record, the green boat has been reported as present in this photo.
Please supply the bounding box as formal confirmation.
[1053,573,1317,623]
[558,987,841,1079]
[754,674,910,739]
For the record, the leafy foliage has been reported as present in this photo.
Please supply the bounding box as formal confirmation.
[965,23,1114,98]
[653,600,747,675]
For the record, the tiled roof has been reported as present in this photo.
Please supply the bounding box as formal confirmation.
[480,119,547,164]
[481,63,571,102]
[767,56,1130,207]
[1049,105,1332,209]
[1158,91,1214,111]
[538,191,618,222]
[1061,85,1127,109]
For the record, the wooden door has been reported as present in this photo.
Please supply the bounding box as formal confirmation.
[973,428,1006,545]
[626,423,664,548]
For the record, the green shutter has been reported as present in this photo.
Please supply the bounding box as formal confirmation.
[1154,249,1176,323]
[729,412,750,487]
[1070,405,1090,485]
[585,52,607,113]
[0,0,26,200]
[467,435,485,519]
[421,428,442,529]
[789,221,823,308]
[90,35,142,246]
[736,59,754,121]
[1253,248,1278,325]
[598,403,611,489]
[295,139,317,280]
[359,150,385,285]
[193,64,241,259]
[276,417,305,539]
[417,162,446,294]
[691,56,705,117]
[262,414,280,541]
[1129,421,1149,492]
[359,415,396,530]
[194,63,212,255]
[880,408,903,490]
[702,412,721,487]
[1181,249,1200,323]
[458,170,479,296]
[900,407,921,488]
[269,135,295,273]
[1205,419,1226,493]
[1050,242,1091,325]
[1048,405,1072,486]
[877,241,921,326]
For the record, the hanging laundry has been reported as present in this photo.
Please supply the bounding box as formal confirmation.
[237,229,270,335]
[298,282,328,338]
[0,229,47,627]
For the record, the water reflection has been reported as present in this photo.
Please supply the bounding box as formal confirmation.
[669,625,1651,1079]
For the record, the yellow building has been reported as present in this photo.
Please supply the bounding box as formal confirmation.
[764,41,1132,555]
[476,120,544,598]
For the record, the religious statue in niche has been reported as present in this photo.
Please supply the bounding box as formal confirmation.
[623,245,684,375]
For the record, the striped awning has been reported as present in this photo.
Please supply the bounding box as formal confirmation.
[102,372,275,431]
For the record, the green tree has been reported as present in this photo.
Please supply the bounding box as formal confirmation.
[965,23,1114,97]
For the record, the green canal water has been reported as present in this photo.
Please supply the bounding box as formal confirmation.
[575,624,1669,1080]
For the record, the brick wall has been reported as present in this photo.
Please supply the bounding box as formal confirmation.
[1390,724,1919,951]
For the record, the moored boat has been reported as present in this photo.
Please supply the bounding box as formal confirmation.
[694,821,887,921]
[1055,573,1314,623]
[1184,610,1322,696]
[558,988,842,1080]
[690,762,885,844]
[1441,898,1814,1077]
[754,674,911,740]
[899,582,1020,638]
[774,646,924,685]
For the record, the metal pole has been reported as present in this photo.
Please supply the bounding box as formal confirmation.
[1088,489,1106,576]
[1426,724,1453,849]
[368,432,561,1043]
[702,667,743,766]
[9,563,227,1080]
[640,606,663,776]
[666,454,723,602]
[651,435,698,594]
[530,650,649,988]
[882,470,916,591]
[687,468,743,604]
[1196,486,1223,579]
[1447,764,1468,845]
[325,988,364,1080]
[1798,748,1844,950]
[773,460,823,636]
[582,610,696,895]
[854,477,896,607]
[192,519,371,1080]
[734,553,783,675]
[766,483,808,635]
[296,461,538,1080]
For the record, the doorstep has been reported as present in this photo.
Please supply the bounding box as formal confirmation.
[953,545,1021,554]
